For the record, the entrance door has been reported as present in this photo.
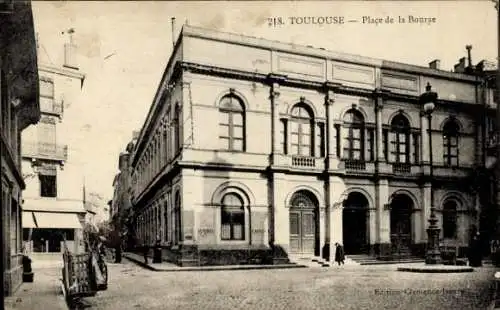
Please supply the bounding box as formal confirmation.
[342,192,369,254]
[289,210,315,254]
[390,195,413,257]
[289,190,318,255]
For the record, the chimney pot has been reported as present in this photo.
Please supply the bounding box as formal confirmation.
[429,59,441,70]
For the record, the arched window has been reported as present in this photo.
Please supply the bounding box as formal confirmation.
[174,192,181,244]
[219,95,245,151]
[290,103,313,156]
[343,109,365,160]
[442,200,458,238]
[221,193,245,241]
[390,114,410,163]
[443,120,459,167]
[174,105,181,154]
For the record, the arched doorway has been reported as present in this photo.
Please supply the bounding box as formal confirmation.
[390,194,413,257]
[342,192,369,254]
[289,190,318,255]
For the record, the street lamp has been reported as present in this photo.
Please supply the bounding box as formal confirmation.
[420,82,441,265]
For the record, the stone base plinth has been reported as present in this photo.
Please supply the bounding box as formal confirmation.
[397,264,474,273]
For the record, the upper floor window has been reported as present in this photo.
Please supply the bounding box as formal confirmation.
[343,109,364,160]
[443,120,459,167]
[219,95,245,151]
[173,105,181,154]
[221,193,245,241]
[40,173,57,198]
[290,103,313,156]
[390,114,410,163]
[442,200,457,238]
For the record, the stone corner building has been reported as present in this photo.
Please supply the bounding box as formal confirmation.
[1,1,40,295]
[127,25,497,266]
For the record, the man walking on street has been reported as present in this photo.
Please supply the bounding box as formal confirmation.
[334,243,345,266]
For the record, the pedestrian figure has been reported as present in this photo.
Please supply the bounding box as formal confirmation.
[115,243,122,263]
[334,242,345,266]
[143,244,149,264]
[468,232,482,267]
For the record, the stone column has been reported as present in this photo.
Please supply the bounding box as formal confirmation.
[368,208,377,252]
[325,89,337,170]
[271,172,289,264]
[375,96,385,162]
[318,207,326,259]
[270,82,281,162]
[328,176,345,262]
[376,179,391,259]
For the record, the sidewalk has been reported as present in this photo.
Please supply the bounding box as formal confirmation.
[123,252,307,272]
[4,267,67,310]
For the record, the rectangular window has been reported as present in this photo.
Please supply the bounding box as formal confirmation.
[382,129,388,161]
[280,119,287,154]
[366,129,374,161]
[443,136,459,167]
[40,174,57,197]
[335,124,341,157]
[221,207,245,241]
[413,133,420,164]
[315,123,325,157]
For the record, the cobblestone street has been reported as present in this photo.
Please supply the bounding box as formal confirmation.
[83,262,498,310]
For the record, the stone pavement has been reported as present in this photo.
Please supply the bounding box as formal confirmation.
[123,252,307,271]
[81,261,499,310]
[4,267,67,310]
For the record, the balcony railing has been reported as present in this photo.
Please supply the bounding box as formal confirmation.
[291,156,315,167]
[344,159,366,171]
[392,162,412,174]
[40,98,63,117]
[22,142,68,161]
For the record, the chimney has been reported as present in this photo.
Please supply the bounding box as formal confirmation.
[63,28,79,70]
[171,17,176,48]
[132,130,140,140]
[429,59,441,70]
[454,57,466,73]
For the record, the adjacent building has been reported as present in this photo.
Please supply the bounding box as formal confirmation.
[128,25,497,266]
[21,32,86,258]
[1,1,40,295]
[110,131,138,250]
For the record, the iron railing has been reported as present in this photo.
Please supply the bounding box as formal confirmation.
[291,156,315,167]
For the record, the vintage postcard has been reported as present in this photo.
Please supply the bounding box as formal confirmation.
[1,1,499,309]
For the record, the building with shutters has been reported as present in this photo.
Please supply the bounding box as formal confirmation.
[20,32,86,259]
[129,25,497,266]
[0,1,40,295]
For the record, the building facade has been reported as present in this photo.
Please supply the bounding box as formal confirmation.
[21,33,86,258]
[110,131,138,250]
[129,25,497,266]
[1,1,40,295]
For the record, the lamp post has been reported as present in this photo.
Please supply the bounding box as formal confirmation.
[420,82,441,265]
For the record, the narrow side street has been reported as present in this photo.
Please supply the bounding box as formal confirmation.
[77,262,497,310]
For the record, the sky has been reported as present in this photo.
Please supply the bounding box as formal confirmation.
[31,1,498,200]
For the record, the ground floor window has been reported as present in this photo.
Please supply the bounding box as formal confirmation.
[221,193,245,241]
[25,228,74,253]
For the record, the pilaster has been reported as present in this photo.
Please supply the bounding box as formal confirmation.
[376,179,391,259]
